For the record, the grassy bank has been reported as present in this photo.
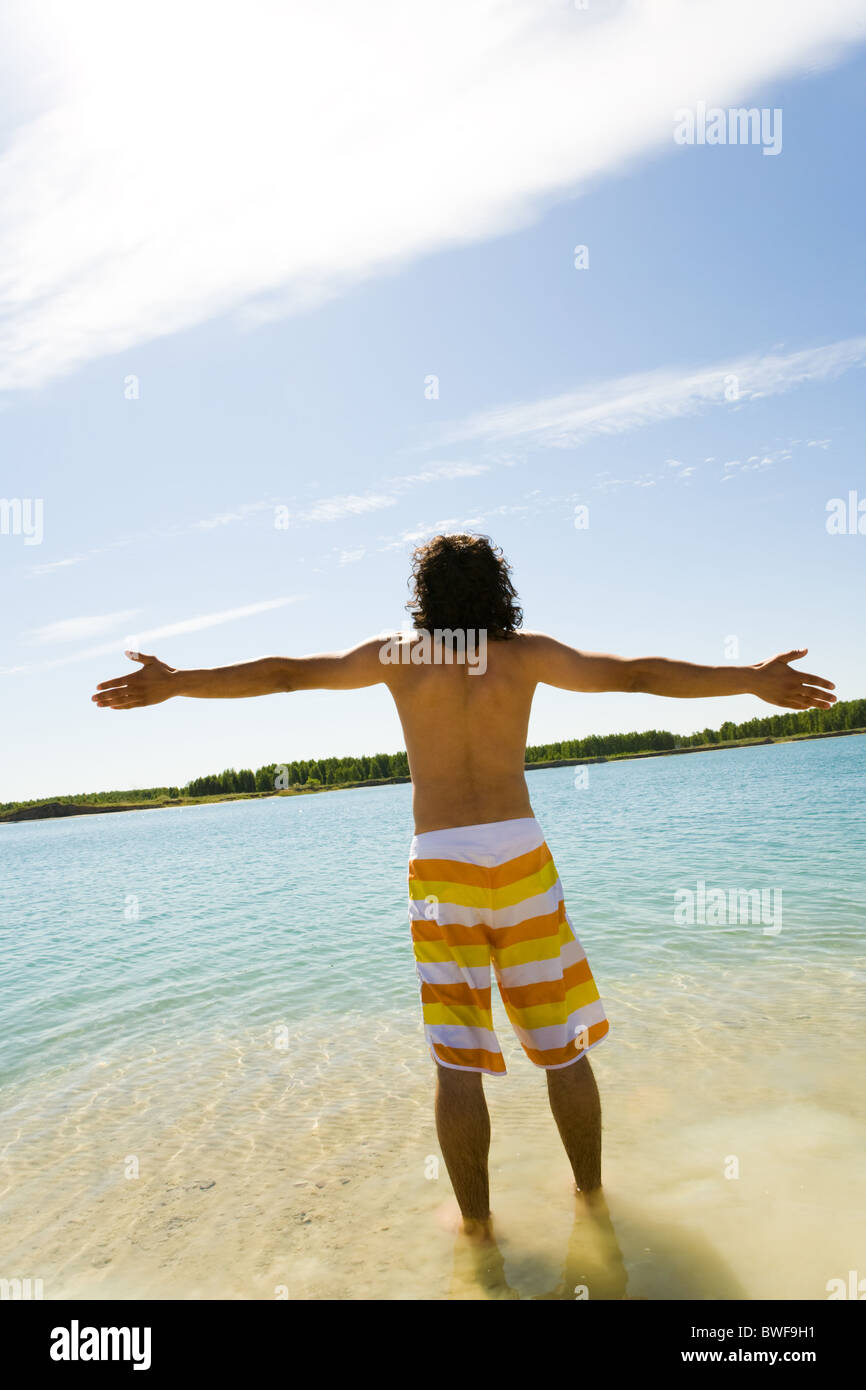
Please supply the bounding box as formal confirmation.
[2,724,863,823]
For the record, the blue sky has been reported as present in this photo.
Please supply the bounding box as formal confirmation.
[2,0,865,802]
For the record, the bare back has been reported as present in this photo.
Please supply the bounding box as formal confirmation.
[383,632,537,833]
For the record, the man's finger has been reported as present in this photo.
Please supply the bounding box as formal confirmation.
[799,681,836,696]
[797,671,835,690]
[96,677,131,691]
[779,648,808,663]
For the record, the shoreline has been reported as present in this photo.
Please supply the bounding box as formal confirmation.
[2,725,863,824]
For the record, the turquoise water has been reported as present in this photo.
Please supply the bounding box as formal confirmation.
[2,736,863,1086]
[1,736,864,1299]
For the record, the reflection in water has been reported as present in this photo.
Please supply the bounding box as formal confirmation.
[533,1193,630,1301]
[451,1232,521,1301]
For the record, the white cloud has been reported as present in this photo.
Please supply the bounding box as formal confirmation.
[396,463,491,485]
[23,456,493,579]
[25,609,141,644]
[0,0,864,391]
[1,596,303,675]
[192,502,273,530]
[381,519,462,551]
[29,555,84,576]
[434,337,866,452]
[298,493,398,523]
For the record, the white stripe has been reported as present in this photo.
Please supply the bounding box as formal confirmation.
[426,1023,501,1053]
[409,881,565,930]
[408,901,487,928]
[415,961,490,989]
[410,816,544,866]
[510,998,607,1051]
[489,882,564,929]
[496,938,586,989]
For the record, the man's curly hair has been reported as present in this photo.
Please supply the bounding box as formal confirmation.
[406,533,523,639]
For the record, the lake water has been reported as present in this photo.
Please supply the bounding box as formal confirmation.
[1,736,864,1300]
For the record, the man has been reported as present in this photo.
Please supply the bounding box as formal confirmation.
[92,532,836,1247]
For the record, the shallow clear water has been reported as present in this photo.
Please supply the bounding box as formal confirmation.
[1,737,864,1299]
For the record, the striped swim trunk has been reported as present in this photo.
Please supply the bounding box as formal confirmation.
[408,816,609,1075]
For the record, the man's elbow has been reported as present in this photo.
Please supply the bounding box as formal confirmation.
[270,657,297,694]
[623,659,649,693]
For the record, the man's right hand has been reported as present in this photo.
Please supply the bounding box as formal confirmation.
[749,650,836,710]
[92,651,178,710]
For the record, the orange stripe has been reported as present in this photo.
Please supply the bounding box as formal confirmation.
[408,842,553,892]
[432,1042,506,1073]
[411,918,488,945]
[500,957,592,1009]
[522,1019,609,1067]
[489,842,552,889]
[410,857,488,889]
[490,903,566,950]
[420,981,491,1008]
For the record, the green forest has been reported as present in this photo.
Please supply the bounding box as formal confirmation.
[2,696,864,816]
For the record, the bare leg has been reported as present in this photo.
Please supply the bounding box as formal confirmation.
[434,1063,491,1237]
[545,1054,601,1194]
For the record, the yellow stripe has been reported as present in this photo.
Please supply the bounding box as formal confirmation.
[409,878,489,910]
[503,979,601,1031]
[491,860,559,910]
[408,859,559,912]
[413,940,490,967]
[493,920,574,969]
[423,1003,494,1029]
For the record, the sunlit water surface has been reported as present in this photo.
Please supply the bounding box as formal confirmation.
[1,737,863,1299]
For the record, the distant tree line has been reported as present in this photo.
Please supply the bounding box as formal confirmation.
[3,698,864,815]
[185,750,410,798]
[525,696,866,762]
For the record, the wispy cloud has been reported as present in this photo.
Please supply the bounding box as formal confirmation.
[434,337,866,453]
[1,596,303,676]
[29,555,84,577]
[25,459,492,578]
[297,493,397,524]
[395,463,491,485]
[378,499,540,553]
[191,502,273,530]
[1,1,864,392]
[24,609,141,644]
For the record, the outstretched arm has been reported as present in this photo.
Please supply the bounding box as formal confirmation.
[527,635,836,710]
[92,637,386,710]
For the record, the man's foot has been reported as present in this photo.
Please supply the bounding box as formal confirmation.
[461,1214,496,1246]
[451,1227,519,1300]
[435,1198,495,1244]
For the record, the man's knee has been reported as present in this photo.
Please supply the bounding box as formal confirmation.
[546,1054,594,1087]
[436,1061,484,1092]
